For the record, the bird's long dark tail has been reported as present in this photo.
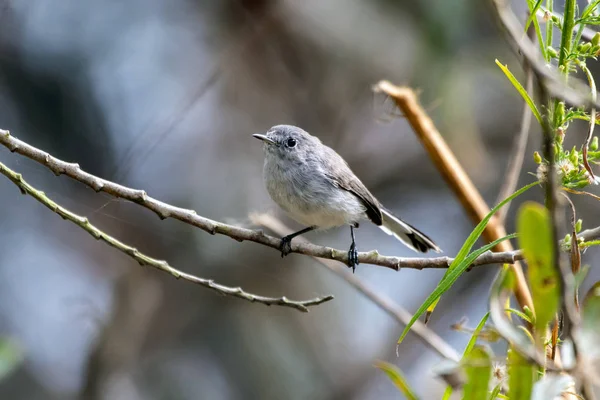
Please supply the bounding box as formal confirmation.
[379,208,441,253]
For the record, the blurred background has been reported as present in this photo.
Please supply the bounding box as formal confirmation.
[0,0,599,399]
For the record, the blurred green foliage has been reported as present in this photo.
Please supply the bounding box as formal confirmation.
[380,0,600,398]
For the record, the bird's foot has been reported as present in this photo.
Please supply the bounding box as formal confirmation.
[279,235,293,258]
[347,242,359,273]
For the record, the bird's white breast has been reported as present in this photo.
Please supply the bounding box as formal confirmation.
[263,157,366,229]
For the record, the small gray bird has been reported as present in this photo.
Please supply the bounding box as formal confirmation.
[253,124,441,271]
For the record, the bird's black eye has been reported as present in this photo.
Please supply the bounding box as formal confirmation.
[286,138,297,148]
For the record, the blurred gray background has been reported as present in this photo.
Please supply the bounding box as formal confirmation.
[0,0,599,399]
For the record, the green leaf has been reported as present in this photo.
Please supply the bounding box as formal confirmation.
[507,345,536,400]
[505,307,533,324]
[398,234,516,343]
[525,0,549,61]
[489,383,503,399]
[580,281,600,360]
[464,313,490,356]
[525,0,544,31]
[581,0,600,20]
[398,181,538,343]
[422,181,538,326]
[444,313,490,398]
[517,325,536,344]
[545,0,554,57]
[495,60,543,125]
[462,345,493,400]
[374,361,419,400]
[489,270,544,367]
[450,180,537,272]
[0,338,23,382]
[442,386,453,400]
[517,202,560,334]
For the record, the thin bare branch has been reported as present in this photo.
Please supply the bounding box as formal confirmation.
[2,130,600,272]
[493,0,585,379]
[250,213,461,362]
[563,187,600,201]
[0,160,333,312]
[578,61,598,183]
[536,50,581,366]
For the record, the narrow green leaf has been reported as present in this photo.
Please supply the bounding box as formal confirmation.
[462,346,493,400]
[442,386,453,400]
[517,202,560,334]
[525,0,549,61]
[581,0,600,20]
[495,60,543,125]
[580,281,600,360]
[444,313,490,398]
[450,180,537,272]
[398,234,516,343]
[517,325,536,344]
[545,0,553,55]
[416,181,538,328]
[464,313,490,356]
[508,345,536,400]
[490,269,544,367]
[399,183,538,343]
[0,338,23,381]
[489,383,503,399]
[525,0,544,30]
[374,361,419,400]
[505,308,533,324]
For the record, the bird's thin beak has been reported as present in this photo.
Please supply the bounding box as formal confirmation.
[252,134,277,146]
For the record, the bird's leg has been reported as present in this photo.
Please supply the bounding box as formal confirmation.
[348,223,359,272]
[280,226,315,258]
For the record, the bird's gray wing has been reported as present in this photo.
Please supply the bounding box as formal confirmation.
[321,147,383,226]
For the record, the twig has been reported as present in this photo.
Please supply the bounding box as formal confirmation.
[250,213,461,362]
[537,56,580,365]
[0,160,333,313]
[551,315,559,360]
[2,130,600,271]
[494,0,583,379]
[496,21,535,223]
[489,270,563,371]
[563,187,600,201]
[577,61,597,183]
[372,81,535,315]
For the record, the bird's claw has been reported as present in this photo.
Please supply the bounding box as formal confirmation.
[348,242,359,272]
[280,235,293,258]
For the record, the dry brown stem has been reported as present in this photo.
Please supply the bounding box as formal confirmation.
[373,81,535,314]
